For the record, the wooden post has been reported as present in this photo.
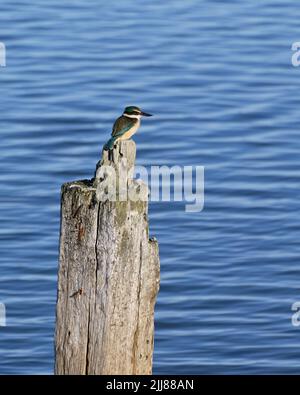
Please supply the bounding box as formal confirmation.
[55,141,160,375]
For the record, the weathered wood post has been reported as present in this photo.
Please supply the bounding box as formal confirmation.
[55,140,160,375]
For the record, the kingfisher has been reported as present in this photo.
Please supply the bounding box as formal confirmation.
[103,106,152,152]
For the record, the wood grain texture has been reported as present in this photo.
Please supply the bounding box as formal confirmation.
[55,141,160,375]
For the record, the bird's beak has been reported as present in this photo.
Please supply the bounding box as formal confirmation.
[140,111,152,117]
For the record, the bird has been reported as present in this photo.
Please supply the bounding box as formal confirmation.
[103,106,152,153]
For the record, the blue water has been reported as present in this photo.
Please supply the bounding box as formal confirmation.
[1,0,300,374]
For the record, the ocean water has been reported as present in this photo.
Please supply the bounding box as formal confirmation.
[1,0,300,374]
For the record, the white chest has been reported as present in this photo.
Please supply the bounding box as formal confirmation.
[119,120,140,140]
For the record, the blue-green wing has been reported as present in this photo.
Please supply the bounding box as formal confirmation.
[111,116,135,138]
[104,117,135,150]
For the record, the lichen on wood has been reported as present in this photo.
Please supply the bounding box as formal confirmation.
[55,140,160,375]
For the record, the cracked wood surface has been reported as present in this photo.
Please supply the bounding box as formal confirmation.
[55,141,160,375]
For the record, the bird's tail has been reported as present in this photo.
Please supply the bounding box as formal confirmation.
[103,136,117,151]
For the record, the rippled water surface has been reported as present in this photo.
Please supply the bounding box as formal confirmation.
[1,0,300,374]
